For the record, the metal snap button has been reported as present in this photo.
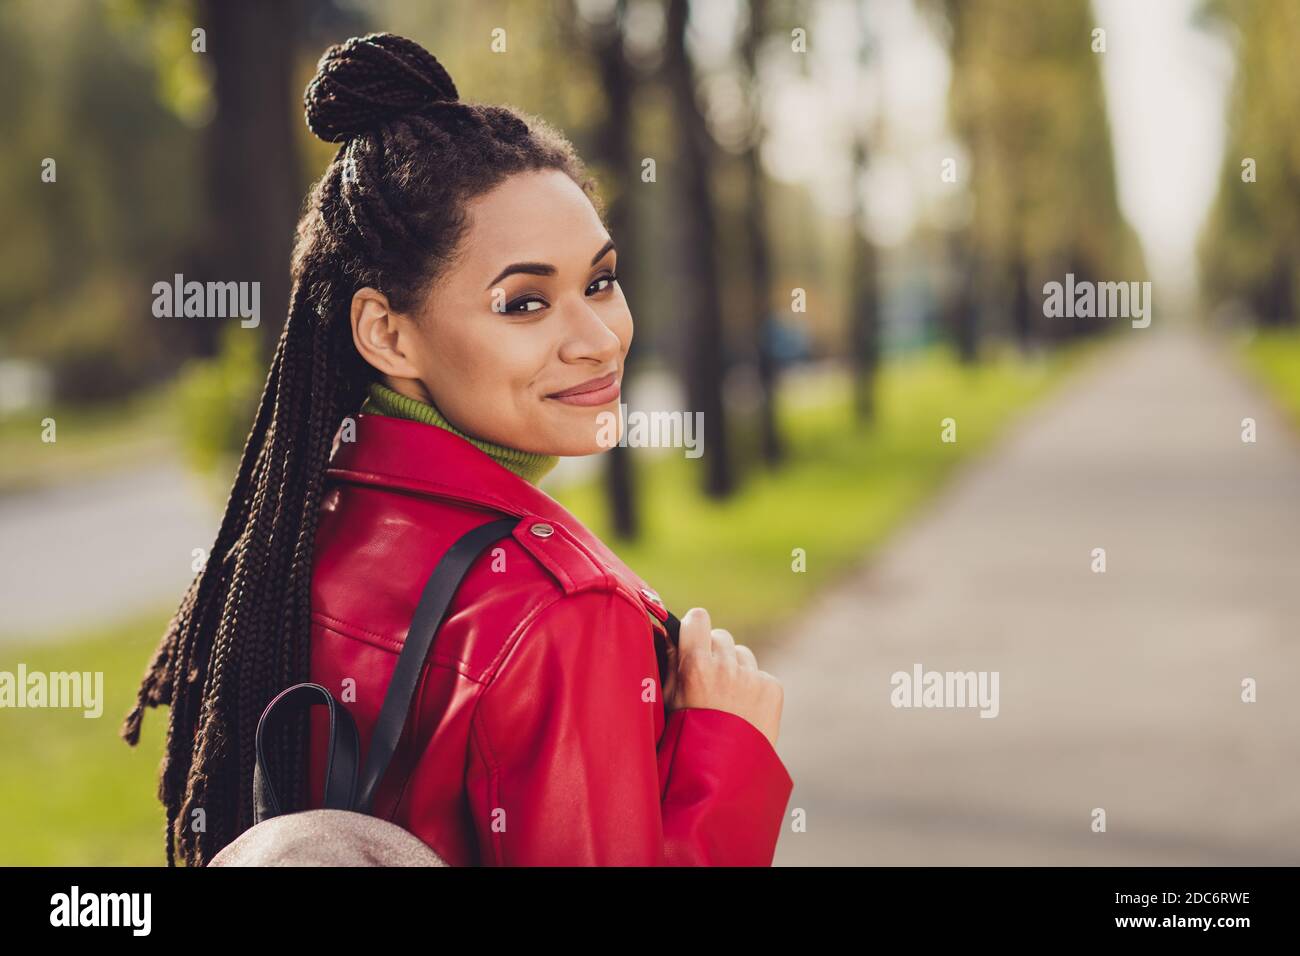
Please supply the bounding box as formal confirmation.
[530,522,554,538]
[640,586,662,606]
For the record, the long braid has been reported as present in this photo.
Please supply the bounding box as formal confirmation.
[281,319,346,806]
[121,31,606,867]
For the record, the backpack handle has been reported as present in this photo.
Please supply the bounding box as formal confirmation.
[253,682,360,824]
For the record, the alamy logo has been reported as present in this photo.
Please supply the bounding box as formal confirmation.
[890,663,1000,718]
[595,404,704,458]
[152,273,261,328]
[1042,272,1151,328]
[0,665,103,718]
[50,886,151,936]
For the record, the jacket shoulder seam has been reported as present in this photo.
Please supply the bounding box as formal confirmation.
[473,586,650,714]
[469,587,647,763]
[509,518,637,600]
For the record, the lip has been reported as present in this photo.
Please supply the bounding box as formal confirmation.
[546,371,620,406]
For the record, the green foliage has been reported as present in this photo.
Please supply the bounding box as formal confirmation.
[1198,1,1300,324]
[1238,329,1300,425]
[0,0,202,398]
[925,0,1145,339]
[171,324,262,474]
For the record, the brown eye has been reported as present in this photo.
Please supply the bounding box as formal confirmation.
[506,296,546,313]
[588,272,618,295]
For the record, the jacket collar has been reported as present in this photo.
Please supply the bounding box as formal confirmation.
[327,411,650,588]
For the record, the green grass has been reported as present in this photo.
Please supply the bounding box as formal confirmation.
[0,387,178,495]
[0,342,1093,864]
[0,607,171,865]
[1238,328,1300,427]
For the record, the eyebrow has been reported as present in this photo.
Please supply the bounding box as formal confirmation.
[484,239,617,290]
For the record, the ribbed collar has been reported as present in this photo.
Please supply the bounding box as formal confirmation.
[359,381,559,486]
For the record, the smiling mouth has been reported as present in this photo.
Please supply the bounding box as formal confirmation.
[546,371,620,406]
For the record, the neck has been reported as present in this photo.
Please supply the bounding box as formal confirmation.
[360,381,559,486]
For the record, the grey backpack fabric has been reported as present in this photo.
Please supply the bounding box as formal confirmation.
[209,809,448,867]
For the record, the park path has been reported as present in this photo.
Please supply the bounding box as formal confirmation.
[0,462,220,639]
[769,327,1300,865]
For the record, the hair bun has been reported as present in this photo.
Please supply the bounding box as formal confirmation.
[304,32,459,142]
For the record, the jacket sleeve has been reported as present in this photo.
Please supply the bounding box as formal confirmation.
[465,587,794,866]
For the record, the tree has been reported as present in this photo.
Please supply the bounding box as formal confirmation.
[739,0,785,458]
[922,0,1143,352]
[580,0,643,537]
[848,0,882,422]
[197,0,304,352]
[1198,0,1300,327]
[665,0,734,497]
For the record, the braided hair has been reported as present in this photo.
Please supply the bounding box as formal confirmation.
[120,32,604,867]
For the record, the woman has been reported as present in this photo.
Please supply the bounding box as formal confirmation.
[122,32,792,867]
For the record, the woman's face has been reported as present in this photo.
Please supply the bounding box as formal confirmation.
[357,168,631,457]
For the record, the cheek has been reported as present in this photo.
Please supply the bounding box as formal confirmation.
[428,324,496,381]
[449,323,545,400]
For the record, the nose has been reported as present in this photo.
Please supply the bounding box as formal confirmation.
[556,297,624,366]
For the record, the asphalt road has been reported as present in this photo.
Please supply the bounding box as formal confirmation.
[770,329,1300,865]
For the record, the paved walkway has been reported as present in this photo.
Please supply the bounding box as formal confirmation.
[0,462,220,639]
[770,328,1300,865]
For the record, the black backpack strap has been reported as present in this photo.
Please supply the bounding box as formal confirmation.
[253,682,360,824]
[354,515,522,814]
[655,610,682,688]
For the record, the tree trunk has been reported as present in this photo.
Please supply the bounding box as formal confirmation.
[665,0,733,497]
[849,5,881,425]
[584,0,641,538]
[198,0,302,355]
[946,235,980,364]
[741,0,782,465]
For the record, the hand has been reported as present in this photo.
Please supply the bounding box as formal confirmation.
[663,607,784,749]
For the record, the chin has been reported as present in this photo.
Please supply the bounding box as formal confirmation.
[540,401,623,455]
[547,431,620,458]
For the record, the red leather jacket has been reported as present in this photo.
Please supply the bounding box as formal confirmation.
[305,411,794,865]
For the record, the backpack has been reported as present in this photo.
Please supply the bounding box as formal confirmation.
[209,514,681,866]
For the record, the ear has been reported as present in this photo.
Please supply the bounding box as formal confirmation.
[350,287,423,378]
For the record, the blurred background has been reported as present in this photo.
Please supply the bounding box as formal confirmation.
[1,0,1297,865]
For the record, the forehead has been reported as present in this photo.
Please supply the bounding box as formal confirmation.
[459,169,608,269]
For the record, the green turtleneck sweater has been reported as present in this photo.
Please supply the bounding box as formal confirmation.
[361,381,559,486]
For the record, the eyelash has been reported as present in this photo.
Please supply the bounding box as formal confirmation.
[504,272,619,315]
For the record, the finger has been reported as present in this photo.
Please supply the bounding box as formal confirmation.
[757,671,783,711]
[711,628,737,661]
[735,644,758,670]
[679,607,712,658]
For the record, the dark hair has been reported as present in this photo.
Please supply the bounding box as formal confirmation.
[121,32,604,867]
